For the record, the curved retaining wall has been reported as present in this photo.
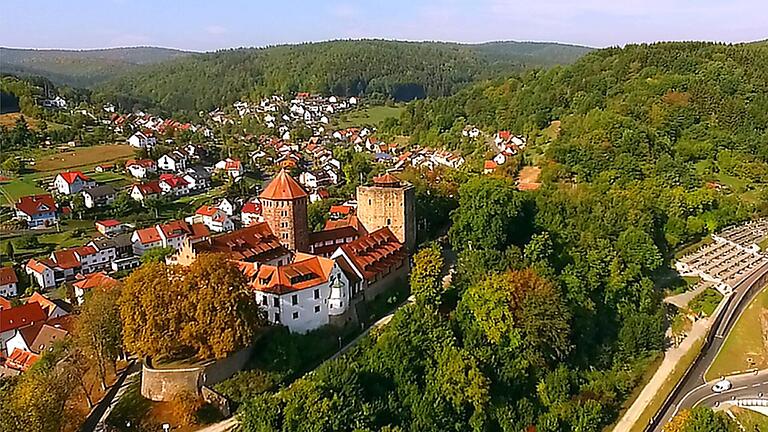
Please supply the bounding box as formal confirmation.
[140,347,253,401]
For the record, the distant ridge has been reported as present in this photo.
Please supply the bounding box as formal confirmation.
[0,46,191,87]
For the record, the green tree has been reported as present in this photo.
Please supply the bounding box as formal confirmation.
[410,244,445,308]
[140,246,174,264]
[4,241,14,262]
[76,286,123,390]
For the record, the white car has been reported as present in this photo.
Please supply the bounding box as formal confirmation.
[712,379,732,393]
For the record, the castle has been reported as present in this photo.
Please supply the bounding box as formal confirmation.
[173,170,415,333]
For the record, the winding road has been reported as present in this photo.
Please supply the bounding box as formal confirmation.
[650,263,768,431]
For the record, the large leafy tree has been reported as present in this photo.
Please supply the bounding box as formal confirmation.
[76,285,123,390]
[409,244,445,308]
[119,254,264,360]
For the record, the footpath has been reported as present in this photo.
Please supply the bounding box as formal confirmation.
[612,298,724,431]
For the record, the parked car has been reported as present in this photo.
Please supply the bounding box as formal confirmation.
[712,379,732,393]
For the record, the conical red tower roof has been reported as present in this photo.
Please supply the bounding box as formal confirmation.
[259,170,307,200]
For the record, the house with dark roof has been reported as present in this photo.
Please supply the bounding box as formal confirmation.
[54,171,95,195]
[82,184,117,208]
[15,194,58,228]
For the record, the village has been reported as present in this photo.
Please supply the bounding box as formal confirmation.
[0,89,532,429]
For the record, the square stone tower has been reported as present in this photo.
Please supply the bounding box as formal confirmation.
[356,173,416,251]
[259,170,309,252]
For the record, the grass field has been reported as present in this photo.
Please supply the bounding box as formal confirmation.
[0,112,68,131]
[337,105,404,127]
[706,287,768,380]
[688,289,723,317]
[730,406,768,429]
[0,176,46,204]
[30,144,135,174]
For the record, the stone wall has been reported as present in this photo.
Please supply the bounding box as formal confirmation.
[356,183,415,251]
[140,346,253,402]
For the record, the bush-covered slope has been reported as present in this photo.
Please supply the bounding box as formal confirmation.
[93,39,592,113]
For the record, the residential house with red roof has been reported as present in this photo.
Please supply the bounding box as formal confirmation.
[73,272,118,305]
[24,244,107,289]
[130,180,162,201]
[131,220,210,255]
[185,205,234,233]
[0,266,18,298]
[247,252,351,333]
[241,200,263,227]
[331,227,409,299]
[128,131,157,149]
[126,159,157,179]
[0,302,47,356]
[54,171,95,195]
[96,219,124,236]
[26,292,71,319]
[215,158,244,178]
[14,194,58,228]
[158,174,191,197]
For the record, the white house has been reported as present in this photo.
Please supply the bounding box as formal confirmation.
[82,185,117,209]
[217,198,236,216]
[250,254,350,334]
[215,158,244,179]
[53,171,95,195]
[131,220,209,255]
[130,181,162,202]
[185,205,234,233]
[0,266,18,298]
[241,201,263,226]
[15,194,58,228]
[158,174,190,197]
[128,131,157,149]
[126,159,157,179]
[157,151,188,172]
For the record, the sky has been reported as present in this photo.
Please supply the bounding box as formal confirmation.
[1,0,766,51]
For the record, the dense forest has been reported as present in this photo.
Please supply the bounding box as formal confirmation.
[92,40,591,114]
[235,42,764,431]
[0,46,190,88]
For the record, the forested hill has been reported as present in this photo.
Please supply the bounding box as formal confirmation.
[0,46,190,88]
[93,39,593,114]
[396,41,768,188]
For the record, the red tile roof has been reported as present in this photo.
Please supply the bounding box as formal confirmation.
[126,159,156,168]
[0,302,47,333]
[329,205,354,215]
[135,226,162,245]
[241,201,262,215]
[0,266,18,286]
[259,170,307,200]
[97,219,122,227]
[15,194,57,217]
[338,227,407,283]
[0,296,11,310]
[57,171,91,184]
[73,272,118,291]
[25,292,60,317]
[225,159,242,170]
[52,249,81,269]
[372,172,401,186]
[484,160,498,170]
[159,174,189,188]
[249,253,334,295]
[195,205,220,217]
[498,130,511,140]
[133,180,163,196]
[25,258,53,274]
[193,223,287,263]
[324,215,367,235]
[6,347,40,371]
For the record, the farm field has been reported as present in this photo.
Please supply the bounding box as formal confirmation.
[337,105,404,128]
[0,176,46,204]
[29,143,135,174]
[0,112,68,131]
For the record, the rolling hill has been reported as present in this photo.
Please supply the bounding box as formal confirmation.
[93,39,593,114]
[0,46,191,87]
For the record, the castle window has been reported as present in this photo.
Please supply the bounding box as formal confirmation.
[314,305,321,313]
[261,295,267,306]
[282,233,289,239]
[281,211,287,217]
[292,311,299,320]
[368,199,372,205]
[274,312,281,323]
[291,294,298,305]
[387,218,391,225]
[273,297,279,307]
[314,289,320,299]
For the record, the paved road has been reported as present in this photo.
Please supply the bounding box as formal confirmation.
[651,263,768,431]
[680,370,768,411]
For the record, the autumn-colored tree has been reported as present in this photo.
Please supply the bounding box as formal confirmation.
[410,244,445,308]
[120,255,264,360]
[462,268,572,362]
[76,285,123,390]
[171,391,204,426]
